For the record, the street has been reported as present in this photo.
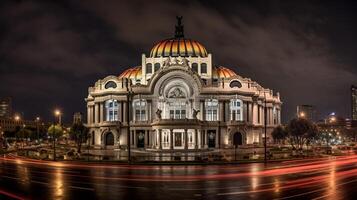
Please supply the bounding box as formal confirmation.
[1,154,357,199]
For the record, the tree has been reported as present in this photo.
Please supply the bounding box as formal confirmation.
[47,125,63,139]
[16,127,33,148]
[286,118,319,150]
[69,123,89,153]
[272,125,288,144]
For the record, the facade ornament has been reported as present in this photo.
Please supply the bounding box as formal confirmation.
[192,108,200,119]
[163,57,171,68]
[155,109,162,119]
[181,57,189,68]
[173,57,179,64]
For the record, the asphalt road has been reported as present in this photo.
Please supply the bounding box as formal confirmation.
[1,154,357,200]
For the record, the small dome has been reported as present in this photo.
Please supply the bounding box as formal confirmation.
[150,38,208,58]
[118,66,142,80]
[213,66,238,79]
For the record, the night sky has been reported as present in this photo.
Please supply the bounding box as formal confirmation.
[1,0,357,123]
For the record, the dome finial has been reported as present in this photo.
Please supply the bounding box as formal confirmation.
[175,16,184,38]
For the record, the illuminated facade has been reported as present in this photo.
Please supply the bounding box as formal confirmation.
[85,18,282,150]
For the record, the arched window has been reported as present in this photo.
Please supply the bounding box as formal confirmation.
[201,63,207,74]
[146,63,152,74]
[229,80,242,88]
[273,106,277,124]
[133,99,146,121]
[105,100,118,121]
[205,99,218,121]
[230,99,243,121]
[154,63,160,72]
[105,81,117,89]
[191,63,198,72]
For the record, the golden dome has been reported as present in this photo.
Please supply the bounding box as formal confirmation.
[118,66,142,80]
[150,38,208,58]
[213,66,238,79]
[149,16,208,58]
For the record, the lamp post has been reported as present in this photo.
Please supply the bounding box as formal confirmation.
[53,109,61,161]
[264,91,267,164]
[36,117,40,143]
[125,78,133,163]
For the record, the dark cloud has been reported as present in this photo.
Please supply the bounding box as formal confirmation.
[0,0,356,122]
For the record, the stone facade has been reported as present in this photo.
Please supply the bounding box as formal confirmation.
[85,19,282,150]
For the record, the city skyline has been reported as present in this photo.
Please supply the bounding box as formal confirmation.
[1,0,357,123]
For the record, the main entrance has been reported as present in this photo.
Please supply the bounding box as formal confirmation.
[105,132,114,146]
[136,130,145,148]
[208,130,216,148]
[233,132,243,146]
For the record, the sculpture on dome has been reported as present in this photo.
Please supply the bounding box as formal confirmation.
[181,58,189,67]
[155,109,162,119]
[192,109,200,119]
[163,57,171,68]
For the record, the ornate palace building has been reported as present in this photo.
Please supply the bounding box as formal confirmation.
[86,17,282,150]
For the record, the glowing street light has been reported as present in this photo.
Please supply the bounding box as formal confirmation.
[14,115,20,121]
[54,109,62,125]
[299,112,305,118]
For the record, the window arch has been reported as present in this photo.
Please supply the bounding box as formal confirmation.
[105,100,118,121]
[230,99,243,121]
[105,81,117,89]
[154,63,160,72]
[201,63,207,74]
[205,99,218,121]
[133,99,147,121]
[229,80,242,88]
[191,63,198,72]
[146,63,152,74]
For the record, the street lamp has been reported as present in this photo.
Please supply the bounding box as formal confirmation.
[35,117,40,142]
[54,109,62,125]
[53,109,61,161]
[264,91,267,164]
[125,78,133,163]
[299,112,305,118]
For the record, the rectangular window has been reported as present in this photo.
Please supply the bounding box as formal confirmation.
[146,64,152,74]
[170,110,174,119]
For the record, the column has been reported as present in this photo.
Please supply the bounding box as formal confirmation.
[118,101,123,122]
[87,105,91,124]
[225,101,230,121]
[204,130,208,148]
[184,129,188,150]
[200,101,204,120]
[133,130,137,148]
[252,103,258,124]
[201,129,204,148]
[170,129,173,150]
[159,129,162,150]
[145,130,148,148]
[100,102,104,122]
[123,102,127,122]
[94,103,99,124]
[219,101,224,121]
[194,129,198,149]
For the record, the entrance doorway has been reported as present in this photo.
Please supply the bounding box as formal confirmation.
[233,132,243,147]
[136,130,145,148]
[105,132,114,146]
[208,130,216,148]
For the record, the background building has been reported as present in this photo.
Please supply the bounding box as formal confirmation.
[352,85,357,120]
[73,112,82,124]
[297,105,316,122]
[0,97,12,119]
